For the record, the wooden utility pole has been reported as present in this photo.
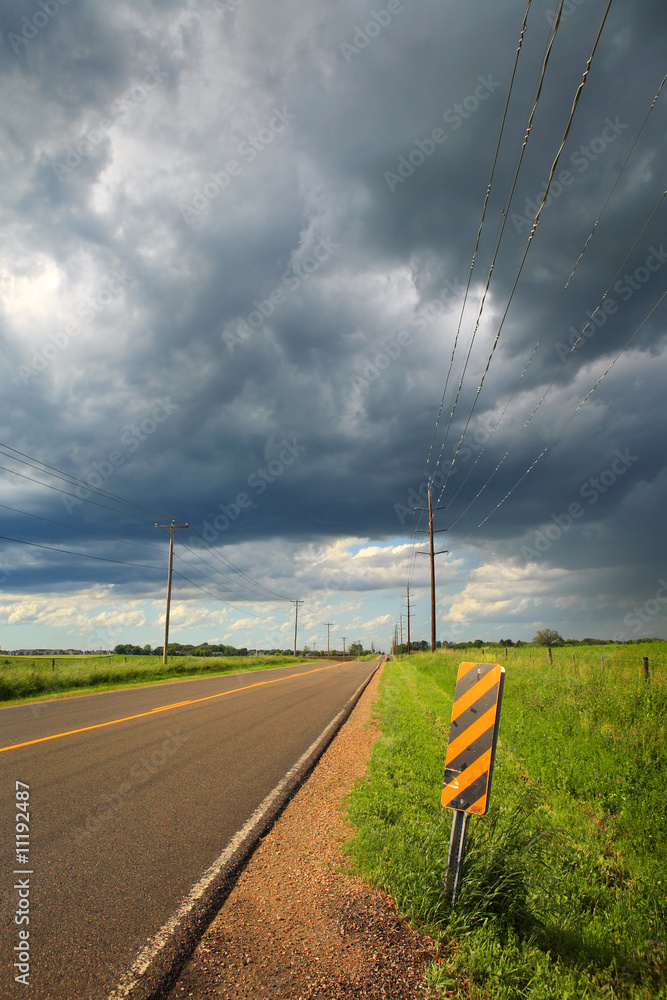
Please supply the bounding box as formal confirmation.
[416,484,448,652]
[324,622,333,658]
[291,599,304,655]
[155,521,189,664]
[406,584,412,655]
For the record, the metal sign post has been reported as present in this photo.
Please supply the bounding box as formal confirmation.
[442,661,505,903]
[444,808,469,902]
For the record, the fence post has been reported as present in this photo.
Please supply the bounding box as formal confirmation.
[547,647,553,664]
[643,656,650,683]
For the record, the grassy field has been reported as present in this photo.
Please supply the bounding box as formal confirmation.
[0,652,318,705]
[345,643,667,999]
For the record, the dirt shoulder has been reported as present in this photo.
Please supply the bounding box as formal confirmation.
[166,662,438,999]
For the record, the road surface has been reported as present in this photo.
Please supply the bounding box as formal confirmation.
[0,658,378,999]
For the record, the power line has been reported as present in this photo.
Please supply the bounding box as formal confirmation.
[422,0,536,480]
[0,442,170,520]
[0,501,165,557]
[441,84,667,519]
[427,0,569,493]
[0,442,291,611]
[445,191,666,533]
[467,289,666,535]
[434,0,615,507]
[170,571,290,622]
[185,528,291,602]
[0,534,163,573]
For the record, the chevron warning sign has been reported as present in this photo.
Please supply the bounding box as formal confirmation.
[441,661,505,815]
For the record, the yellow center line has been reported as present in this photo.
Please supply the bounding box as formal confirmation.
[0,661,349,753]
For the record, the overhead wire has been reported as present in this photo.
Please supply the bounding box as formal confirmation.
[0,501,166,557]
[403,0,558,602]
[183,529,291,602]
[441,75,667,515]
[173,540,288,606]
[422,0,535,483]
[428,0,568,497]
[404,0,538,597]
[0,534,163,573]
[0,442,170,521]
[445,189,667,532]
[465,289,667,537]
[433,0,615,508]
[0,444,291,615]
[170,571,290,622]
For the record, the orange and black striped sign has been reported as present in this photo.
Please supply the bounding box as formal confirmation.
[441,662,505,815]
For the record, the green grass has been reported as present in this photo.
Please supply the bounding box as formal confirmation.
[0,652,315,705]
[345,644,667,999]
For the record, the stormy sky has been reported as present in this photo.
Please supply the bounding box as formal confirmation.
[1,0,666,652]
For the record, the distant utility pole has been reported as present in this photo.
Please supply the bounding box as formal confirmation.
[404,584,413,655]
[291,599,304,656]
[416,484,448,652]
[324,622,333,658]
[342,636,347,658]
[399,615,404,655]
[155,521,189,664]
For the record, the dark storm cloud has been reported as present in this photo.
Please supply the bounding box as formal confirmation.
[0,0,666,643]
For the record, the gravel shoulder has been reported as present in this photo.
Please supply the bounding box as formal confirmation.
[167,662,439,999]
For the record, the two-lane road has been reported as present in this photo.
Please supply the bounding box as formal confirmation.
[0,659,378,999]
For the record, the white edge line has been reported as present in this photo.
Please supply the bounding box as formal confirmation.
[107,663,379,1000]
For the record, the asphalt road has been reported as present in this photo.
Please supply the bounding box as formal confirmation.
[0,659,378,1000]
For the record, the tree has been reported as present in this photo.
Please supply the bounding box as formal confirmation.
[533,628,564,647]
